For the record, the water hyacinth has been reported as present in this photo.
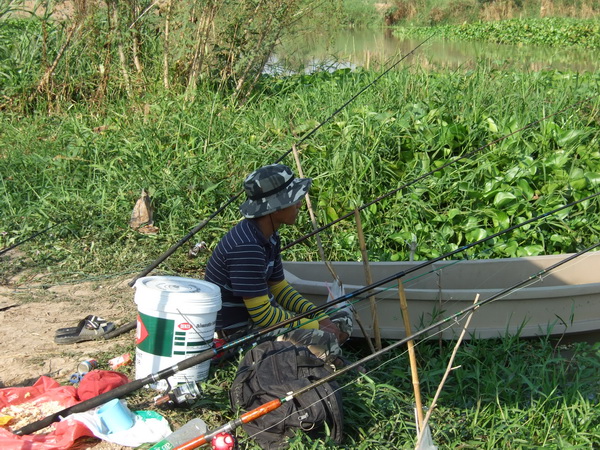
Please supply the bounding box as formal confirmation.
[1,5,600,447]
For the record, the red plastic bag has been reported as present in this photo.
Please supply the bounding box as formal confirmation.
[77,370,130,401]
[0,376,95,450]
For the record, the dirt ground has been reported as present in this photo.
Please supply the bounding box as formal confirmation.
[0,251,143,449]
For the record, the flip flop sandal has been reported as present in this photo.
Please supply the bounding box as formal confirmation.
[54,315,115,344]
[54,315,112,336]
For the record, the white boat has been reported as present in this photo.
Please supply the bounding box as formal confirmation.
[283,252,600,341]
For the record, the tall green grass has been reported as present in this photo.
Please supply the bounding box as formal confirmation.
[1,65,599,283]
[115,332,600,448]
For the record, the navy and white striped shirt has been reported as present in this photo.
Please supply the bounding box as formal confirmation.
[204,219,285,331]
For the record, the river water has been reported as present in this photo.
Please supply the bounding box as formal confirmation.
[270,28,599,74]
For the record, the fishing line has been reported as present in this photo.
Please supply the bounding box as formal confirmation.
[220,240,598,393]
[0,221,64,257]
[212,191,600,377]
[283,94,596,250]
[129,34,435,286]
[172,242,600,449]
[8,267,144,290]
[218,252,490,376]
[15,198,598,436]
[268,255,482,342]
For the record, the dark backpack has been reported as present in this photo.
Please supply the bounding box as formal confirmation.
[229,340,344,449]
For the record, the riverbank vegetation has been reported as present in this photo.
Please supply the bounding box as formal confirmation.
[2,1,600,449]
[393,16,600,49]
[1,2,599,280]
[0,0,344,106]
[383,0,600,26]
[2,66,599,280]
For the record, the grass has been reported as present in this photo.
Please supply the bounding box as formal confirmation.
[1,9,599,449]
[104,333,600,448]
[1,65,599,284]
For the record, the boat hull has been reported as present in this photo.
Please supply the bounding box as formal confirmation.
[283,253,600,340]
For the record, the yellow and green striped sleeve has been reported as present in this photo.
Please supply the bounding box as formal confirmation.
[243,294,320,330]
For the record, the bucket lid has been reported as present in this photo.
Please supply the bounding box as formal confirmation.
[134,276,221,304]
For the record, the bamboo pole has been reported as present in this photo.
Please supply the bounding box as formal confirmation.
[290,145,376,354]
[398,280,425,433]
[290,145,335,280]
[354,208,382,351]
[161,0,173,89]
[414,294,480,450]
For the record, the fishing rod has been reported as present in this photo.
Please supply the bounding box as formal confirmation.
[284,95,594,250]
[0,221,64,257]
[121,87,594,340]
[172,241,600,449]
[15,191,598,436]
[128,35,434,287]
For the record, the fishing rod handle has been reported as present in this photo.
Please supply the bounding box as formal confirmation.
[173,399,283,450]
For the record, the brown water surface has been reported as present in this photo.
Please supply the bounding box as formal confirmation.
[271,28,599,74]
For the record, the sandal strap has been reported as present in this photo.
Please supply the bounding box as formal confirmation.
[84,315,108,330]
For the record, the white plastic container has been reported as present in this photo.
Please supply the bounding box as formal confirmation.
[134,276,221,389]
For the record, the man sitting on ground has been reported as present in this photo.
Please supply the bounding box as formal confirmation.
[204,163,353,366]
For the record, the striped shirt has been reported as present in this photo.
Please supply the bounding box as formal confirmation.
[204,219,285,331]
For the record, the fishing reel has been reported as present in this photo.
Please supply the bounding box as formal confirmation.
[188,241,207,258]
[154,380,203,408]
[212,432,237,450]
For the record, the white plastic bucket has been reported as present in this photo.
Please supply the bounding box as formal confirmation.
[134,276,221,389]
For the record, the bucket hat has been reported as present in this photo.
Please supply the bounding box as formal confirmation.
[240,164,312,219]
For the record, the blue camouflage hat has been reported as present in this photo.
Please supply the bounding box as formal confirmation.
[240,164,312,219]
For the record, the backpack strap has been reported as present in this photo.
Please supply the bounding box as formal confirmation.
[296,354,326,369]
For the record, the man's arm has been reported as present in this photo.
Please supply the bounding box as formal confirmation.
[269,280,348,344]
[243,294,321,330]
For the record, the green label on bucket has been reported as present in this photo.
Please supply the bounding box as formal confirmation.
[137,311,175,356]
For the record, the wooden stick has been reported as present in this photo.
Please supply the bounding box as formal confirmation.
[290,145,335,280]
[398,280,425,433]
[414,294,480,450]
[162,0,173,89]
[35,23,79,95]
[354,208,382,351]
[290,145,375,354]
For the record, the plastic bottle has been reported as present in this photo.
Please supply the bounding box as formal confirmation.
[149,418,208,450]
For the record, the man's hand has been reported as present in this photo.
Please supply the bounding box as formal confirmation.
[319,318,349,344]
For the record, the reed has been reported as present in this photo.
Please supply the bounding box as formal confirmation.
[1,64,599,282]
